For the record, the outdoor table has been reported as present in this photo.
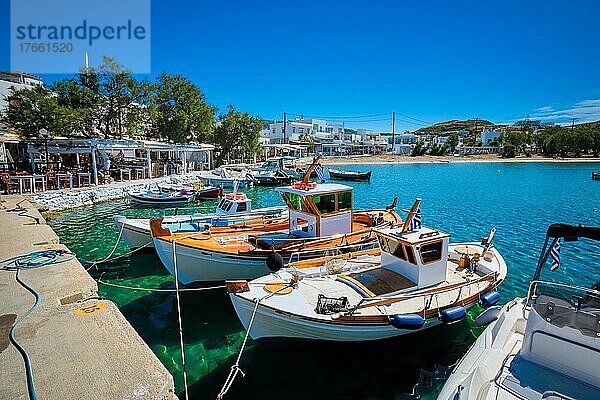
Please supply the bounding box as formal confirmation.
[32,174,46,192]
[130,167,146,180]
[9,175,33,194]
[77,172,91,187]
[119,168,132,181]
[57,173,73,189]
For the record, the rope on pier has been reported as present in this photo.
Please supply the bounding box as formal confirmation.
[97,278,225,292]
[1,249,75,400]
[172,238,190,400]
[216,283,292,399]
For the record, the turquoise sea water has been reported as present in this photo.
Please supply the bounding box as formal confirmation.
[47,162,600,399]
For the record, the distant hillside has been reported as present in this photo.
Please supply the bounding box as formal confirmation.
[575,120,600,129]
[412,119,497,136]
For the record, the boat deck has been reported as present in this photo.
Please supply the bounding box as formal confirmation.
[494,355,600,400]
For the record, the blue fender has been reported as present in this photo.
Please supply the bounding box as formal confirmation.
[480,291,501,308]
[390,314,425,330]
[440,306,467,324]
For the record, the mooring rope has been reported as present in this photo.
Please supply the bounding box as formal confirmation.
[216,283,292,399]
[97,278,225,292]
[172,238,190,400]
[82,222,126,270]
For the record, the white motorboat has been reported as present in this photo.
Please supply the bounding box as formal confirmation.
[114,192,287,249]
[438,223,600,400]
[227,200,507,342]
[200,168,249,188]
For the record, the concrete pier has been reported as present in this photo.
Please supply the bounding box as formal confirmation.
[0,196,176,399]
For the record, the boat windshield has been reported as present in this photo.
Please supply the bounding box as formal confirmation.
[282,192,303,211]
[337,191,352,211]
[313,194,336,214]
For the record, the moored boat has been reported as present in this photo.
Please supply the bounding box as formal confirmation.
[227,200,507,342]
[438,223,600,400]
[150,180,401,283]
[593,172,600,180]
[328,168,372,181]
[115,192,287,249]
[127,190,193,205]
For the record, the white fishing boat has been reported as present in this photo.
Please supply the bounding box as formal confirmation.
[227,199,507,342]
[115,192,287,249]
[150,182,401,283]
[127,189,193,205]
[200,168,249,188]
[438,223,600,400]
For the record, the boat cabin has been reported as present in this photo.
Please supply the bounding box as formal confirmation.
[375,226,451,289]
[276,182,353,237]
[215,193,252,215]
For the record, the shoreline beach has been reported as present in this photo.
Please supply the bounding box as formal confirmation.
[319,154,600,165]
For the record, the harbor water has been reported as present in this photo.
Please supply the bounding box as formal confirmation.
[47,161,600,399]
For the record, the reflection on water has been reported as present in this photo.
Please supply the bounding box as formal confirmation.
[48,162,600,399]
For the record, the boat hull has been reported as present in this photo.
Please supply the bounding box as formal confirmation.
[114,216,154,249]
[230,294,455,341]
[128,192,192,205]
[153,237,271,283]
[328,169,372,181]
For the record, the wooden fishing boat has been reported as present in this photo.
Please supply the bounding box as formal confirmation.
[127,190,193,205]
[150,181,401,283]
[592,172,600,180]
[328,168,372,181]
[115,192,287,249]
[194,185,222,199]
[438,224,600,400]
[227,199,507,342]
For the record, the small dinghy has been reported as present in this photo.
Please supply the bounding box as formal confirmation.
[328,168,372,181]
[127,190,193,205]
[227,199,507,342]
[438,223,600,400]
[593,172,600,180]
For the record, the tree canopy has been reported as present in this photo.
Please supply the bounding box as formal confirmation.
[1,56,263,165]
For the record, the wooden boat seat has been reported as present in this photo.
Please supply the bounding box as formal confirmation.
[348,268,416,296]
[253,233,309,250]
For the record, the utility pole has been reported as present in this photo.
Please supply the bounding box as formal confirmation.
[570,118,577,131]
[391,111,395,154]
[283,112,287,144]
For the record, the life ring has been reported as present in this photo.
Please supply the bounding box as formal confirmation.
[225,192,246,200]
[292,181,317,190]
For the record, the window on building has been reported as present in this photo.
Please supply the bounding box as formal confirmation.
[299,128,304,133]
[293,128,296,133]
[419,241,443,264]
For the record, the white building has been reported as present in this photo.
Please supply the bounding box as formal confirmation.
[480,128,502,146]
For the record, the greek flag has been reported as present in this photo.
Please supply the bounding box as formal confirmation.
[550,238,560,271]
[410,206,422,231]
[314,164,324,181]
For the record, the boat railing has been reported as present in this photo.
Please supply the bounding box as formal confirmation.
[345,271,498,316]
[286,241,377,264]
[524,280,600,317]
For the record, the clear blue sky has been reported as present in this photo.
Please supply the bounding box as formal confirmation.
[2,0,600,132]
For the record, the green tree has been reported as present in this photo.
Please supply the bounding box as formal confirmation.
[153,72,216,144]
[213,105,263,165]
[298,133,316,153]
[502,143,516,158]
[410,141,427,156]
[446,132,458,150]
[0,85,65,139]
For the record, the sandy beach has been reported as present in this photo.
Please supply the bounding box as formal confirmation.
[319,154,600,165]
